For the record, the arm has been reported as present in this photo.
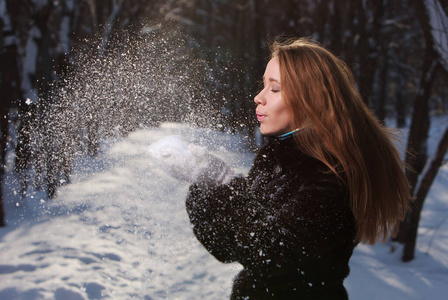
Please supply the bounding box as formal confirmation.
[186,176,249,263]
[186,170,355,269]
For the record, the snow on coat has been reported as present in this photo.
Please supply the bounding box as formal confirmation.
[186,137,357,299]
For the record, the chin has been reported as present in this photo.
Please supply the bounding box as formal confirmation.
[260,128,277,136]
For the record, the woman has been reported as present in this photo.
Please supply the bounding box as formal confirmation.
[149,37,410,299]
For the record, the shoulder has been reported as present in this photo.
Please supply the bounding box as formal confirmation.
[251,138,349,206]
[252,137,309,170]
[253,137,332,179]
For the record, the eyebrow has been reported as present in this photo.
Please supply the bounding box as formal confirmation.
[262,75,281,84]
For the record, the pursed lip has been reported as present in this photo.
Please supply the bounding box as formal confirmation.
[256,111,266,122]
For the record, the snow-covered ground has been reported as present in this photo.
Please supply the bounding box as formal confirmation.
[1,121,447,300]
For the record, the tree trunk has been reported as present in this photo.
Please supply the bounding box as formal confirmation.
[329,0,342,55]
[394,74,407,128]
[356,0,384,108]
[405,55,437,190]
[0,2,22,225]
[0,106,6,225]
[395,48,437,244]
[403,122,448,261]
[99,0,123,56]
[0,173,4,226]
[376,54,389,123]
[247,0,264,149]
[398,0,445,260]
[404,0,439,194]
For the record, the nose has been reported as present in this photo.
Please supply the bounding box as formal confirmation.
[254,90,265,106]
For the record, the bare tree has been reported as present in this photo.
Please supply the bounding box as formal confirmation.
[400,0,448,262]
[0,0,164,219]
[0,0,23,225]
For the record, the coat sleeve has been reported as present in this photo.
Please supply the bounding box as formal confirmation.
[186,176,250,263]
[186,170,355,269]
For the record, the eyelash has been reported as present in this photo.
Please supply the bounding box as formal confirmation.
[271,89,280,93]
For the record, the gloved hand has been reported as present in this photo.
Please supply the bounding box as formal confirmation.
[147,135,234,185]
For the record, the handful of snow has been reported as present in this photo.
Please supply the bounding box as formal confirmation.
[147,136,234,185]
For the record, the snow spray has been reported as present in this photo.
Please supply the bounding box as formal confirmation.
[18,25,223,196]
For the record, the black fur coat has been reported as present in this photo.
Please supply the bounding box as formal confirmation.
[186,137,357,299]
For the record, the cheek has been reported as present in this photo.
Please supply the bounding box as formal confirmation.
[285,112,295,128]
[279,103,292,120]
[280,106,295,129]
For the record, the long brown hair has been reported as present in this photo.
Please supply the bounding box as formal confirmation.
[271,38,410,244]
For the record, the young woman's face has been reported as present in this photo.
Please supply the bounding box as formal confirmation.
[254,57,294,136]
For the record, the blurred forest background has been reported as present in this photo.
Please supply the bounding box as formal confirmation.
[0,0,447,262]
